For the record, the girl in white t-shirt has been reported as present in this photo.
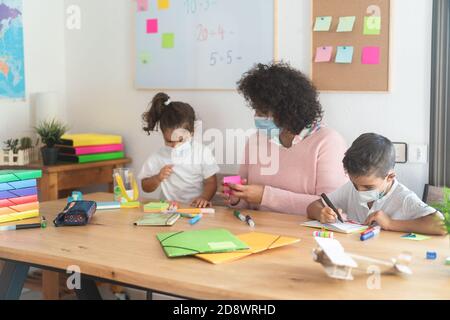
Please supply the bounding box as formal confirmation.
[139,92,219,207]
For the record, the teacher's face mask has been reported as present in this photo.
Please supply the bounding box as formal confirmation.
[254,116,280,141]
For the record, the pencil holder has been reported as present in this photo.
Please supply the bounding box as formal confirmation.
[113,168,139,203]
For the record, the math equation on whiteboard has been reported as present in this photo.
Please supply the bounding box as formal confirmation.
[135,0,275,89]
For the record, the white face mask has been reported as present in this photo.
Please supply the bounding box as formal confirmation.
[167,139,192,162]
[356,179,389,204]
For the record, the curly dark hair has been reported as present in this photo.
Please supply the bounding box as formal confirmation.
[237,62,323,134]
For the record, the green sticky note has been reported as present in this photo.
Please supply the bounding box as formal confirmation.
[139,52,150,64]
[400,233,431,241]
[335,46,354,64]
[162,33,175,49]
[337,16,356,32]
[314,16,332,32]
[364,16,381,35]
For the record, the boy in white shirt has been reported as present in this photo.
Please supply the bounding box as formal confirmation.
[307,133,446,235]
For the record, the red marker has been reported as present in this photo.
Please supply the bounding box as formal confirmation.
[361,225,381,236]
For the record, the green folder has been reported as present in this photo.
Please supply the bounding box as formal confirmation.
[134,213,180,226]
[0,170,42,183]
[58,151,124,163]
[157,228,250,258]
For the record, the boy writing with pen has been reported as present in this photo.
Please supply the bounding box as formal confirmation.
[307,133,447,236]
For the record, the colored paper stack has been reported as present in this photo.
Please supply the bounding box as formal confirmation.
[0,170,42,224]
[57,134,125,163]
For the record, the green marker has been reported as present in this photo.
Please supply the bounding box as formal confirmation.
[233,210,246,222]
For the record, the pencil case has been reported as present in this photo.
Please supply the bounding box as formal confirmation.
[53,200,97,227]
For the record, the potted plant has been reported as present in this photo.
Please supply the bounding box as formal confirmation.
[35,119,68,165]
[434,187,450,237]
[3,138,19,153]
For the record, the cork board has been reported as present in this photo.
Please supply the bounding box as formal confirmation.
[311,0,390,92]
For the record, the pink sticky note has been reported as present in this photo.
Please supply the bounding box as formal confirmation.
[362,46,381,64]
[223,176,242,195]
[315,46,333,62]
[146,19,158,34]
[137,0,148,11]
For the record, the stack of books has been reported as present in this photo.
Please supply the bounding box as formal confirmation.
[0,170,42,224]
[57,134,125,163]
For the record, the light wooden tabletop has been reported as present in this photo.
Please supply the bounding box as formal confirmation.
[0,192,449,300]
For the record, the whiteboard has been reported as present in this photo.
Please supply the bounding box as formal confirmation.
[135,0,276,90]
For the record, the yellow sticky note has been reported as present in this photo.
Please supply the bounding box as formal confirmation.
[158,0,170,10]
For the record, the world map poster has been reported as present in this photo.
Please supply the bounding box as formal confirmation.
[0,0,24,99]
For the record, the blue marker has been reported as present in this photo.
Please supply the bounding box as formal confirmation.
[360,228,381,241]
[189,213,203,225]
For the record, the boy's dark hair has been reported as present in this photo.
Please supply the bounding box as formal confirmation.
[343,133,396,178]
[142,92,196,135]
[237,61,323,135]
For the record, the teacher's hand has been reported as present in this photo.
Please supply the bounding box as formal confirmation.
[228,179,265,205]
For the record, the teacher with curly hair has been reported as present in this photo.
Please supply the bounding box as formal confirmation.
[223,62,348,215]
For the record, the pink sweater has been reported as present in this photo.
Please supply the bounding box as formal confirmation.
[232,127,348,215]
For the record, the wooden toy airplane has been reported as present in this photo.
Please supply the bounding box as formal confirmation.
[312,237,412,280]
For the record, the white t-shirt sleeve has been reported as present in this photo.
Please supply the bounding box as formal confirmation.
[326,182,351,213]
[201,145,220,179]
[138,155,160,181]
[401,193,442,220]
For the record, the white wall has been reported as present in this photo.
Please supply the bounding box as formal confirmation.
[62,0,432,197]
[0,0,66,142]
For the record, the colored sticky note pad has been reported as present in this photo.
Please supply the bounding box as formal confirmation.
[335,46,354,64]
[364,16,381,35]
[400,233,431,241]
[362,46,381,64]
[139,52,150,64]
[337,16,356,32]
[146,19,158,34]
[162,33,175,49]
[315,46,333,62]
[313,16,332,32]
[136,0,148,11]
[158,0,170,9]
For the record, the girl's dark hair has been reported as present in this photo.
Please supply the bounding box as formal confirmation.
[237,62,323,135]
[343,133,396,178]
[142,92,196,135]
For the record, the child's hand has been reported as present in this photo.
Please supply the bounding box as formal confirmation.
[320,207,345,224]
[364,210,392,230]
[191,197,211,208]
[158,165,174,181]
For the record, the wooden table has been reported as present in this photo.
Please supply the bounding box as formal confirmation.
[0,192,449,300]
[1,159,131,300]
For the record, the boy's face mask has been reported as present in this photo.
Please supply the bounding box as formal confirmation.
[351,173,394,204]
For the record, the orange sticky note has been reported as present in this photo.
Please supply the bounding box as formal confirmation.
[158,0,170,9]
